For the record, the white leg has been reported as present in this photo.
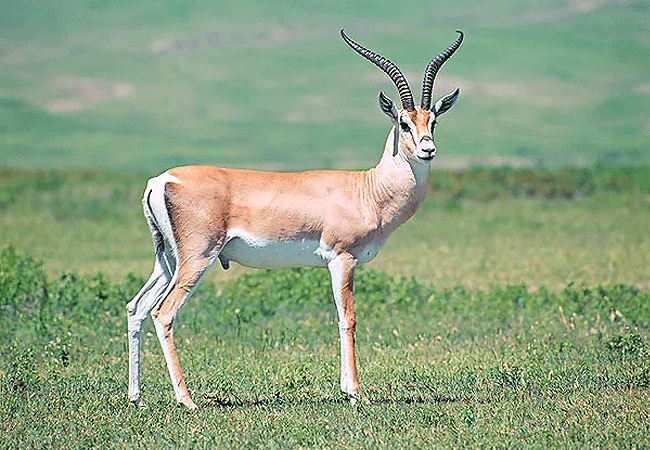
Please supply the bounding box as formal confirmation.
[327,253,359,403]
[126,257,173,408]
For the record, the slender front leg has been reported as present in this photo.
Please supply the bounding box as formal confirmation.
[327,252,359,403]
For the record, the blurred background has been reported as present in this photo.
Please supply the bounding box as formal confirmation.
[2,0,649,172]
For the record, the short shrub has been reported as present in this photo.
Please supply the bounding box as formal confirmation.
[0,246,49,320]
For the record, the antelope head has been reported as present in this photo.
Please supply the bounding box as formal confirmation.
[341,29,464,162]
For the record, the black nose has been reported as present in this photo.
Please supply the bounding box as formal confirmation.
[421,149,437,161]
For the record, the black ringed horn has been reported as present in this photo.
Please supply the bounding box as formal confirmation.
[340,29,415,111]
[421,30,464,111]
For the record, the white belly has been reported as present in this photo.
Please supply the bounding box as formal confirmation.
[220,229,327,269]
[356,241,381,264]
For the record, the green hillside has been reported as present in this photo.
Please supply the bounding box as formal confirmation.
[2,0,649,171]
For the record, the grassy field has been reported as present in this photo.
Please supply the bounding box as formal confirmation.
[1,247,649,448]
[1,167,649,447]
[2,0,650,171]
[2,0,650,447]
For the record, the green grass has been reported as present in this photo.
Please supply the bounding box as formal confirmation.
[1,247,649,448]
[2,0,650,171]
[1,167,648,447]
[1,167,648,446]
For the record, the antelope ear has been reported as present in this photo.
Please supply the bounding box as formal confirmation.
[433,88,460,116]
[378,91,399,123]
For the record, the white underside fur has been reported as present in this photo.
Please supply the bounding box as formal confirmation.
[220,228,381,269]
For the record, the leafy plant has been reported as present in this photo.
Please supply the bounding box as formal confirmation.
[606,331,646,360]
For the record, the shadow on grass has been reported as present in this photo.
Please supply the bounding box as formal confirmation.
[202,393,347,409]
[201,393,492,409]
[371,395,491,406]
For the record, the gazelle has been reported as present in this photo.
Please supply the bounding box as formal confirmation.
[127,29,464,408]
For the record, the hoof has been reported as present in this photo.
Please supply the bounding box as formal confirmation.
[179,398,199,410]
[346,392,369,406]
[130,398,147,410]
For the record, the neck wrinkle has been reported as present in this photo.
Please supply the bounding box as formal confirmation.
[366,126,431,233]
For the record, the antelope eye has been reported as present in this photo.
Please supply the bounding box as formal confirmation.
[399,121,411,132]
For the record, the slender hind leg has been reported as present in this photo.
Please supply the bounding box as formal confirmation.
[151,254,216,409]
[126,249,175,408]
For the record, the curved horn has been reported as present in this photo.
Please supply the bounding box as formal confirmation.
[421,30,464,110]
[340,29,415,111]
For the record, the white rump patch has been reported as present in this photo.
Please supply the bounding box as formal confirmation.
[142,171,183,265]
